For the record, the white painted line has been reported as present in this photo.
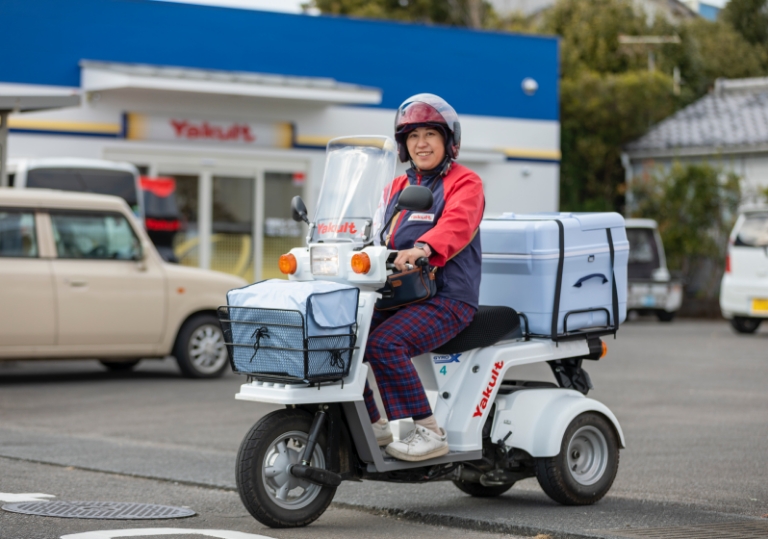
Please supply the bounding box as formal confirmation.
[61,529,277,539]
[0,492,56,502]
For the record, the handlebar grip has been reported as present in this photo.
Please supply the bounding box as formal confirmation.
[415,257,429,267]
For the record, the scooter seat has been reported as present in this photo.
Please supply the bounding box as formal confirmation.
[433,306,520,354]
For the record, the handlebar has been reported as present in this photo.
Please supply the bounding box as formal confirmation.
[385,256,430,272]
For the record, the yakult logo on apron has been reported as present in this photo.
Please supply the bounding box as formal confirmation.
[408,213,434,222]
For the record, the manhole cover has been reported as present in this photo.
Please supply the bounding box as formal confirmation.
[605,520,768,539]
[1,500,196,519]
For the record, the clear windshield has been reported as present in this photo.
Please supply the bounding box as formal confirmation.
[310,136,397,247]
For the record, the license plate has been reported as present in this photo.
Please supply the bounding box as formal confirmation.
[752,298,768,313]
[642,294,656,307]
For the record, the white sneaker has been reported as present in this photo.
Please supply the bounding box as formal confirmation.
[372,420,393,446]
[385,425,449,462]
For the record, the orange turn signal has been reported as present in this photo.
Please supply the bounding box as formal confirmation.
[600,341,608,358]
[278,253,298,275]
[351,252,371,274]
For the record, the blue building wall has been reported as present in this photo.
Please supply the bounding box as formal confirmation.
[0,0,558,121]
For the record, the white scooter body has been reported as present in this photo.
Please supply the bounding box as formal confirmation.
[235,244,625,469]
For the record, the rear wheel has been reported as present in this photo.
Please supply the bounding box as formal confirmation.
[535,413,619,505]
[173,314,229,378]
[453,479,514,497]
[730,317,762,334]
[236,409,336,528]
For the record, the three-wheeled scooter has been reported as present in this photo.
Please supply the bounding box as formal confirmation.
[218,136,628,528]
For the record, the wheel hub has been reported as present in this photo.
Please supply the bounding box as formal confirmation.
[566,425,608,486]
[262,431,324,510]
[189,325,227,372]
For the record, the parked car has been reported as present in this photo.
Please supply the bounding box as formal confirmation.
[8,158,144,221]
[625,218,683,322]
[139,176,181,263]
[0,188,246,377]
[720,205,768,333]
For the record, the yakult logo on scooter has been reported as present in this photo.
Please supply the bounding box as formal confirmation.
[317,222,358,235]
[473,361,504,417]
[433,353,461,364]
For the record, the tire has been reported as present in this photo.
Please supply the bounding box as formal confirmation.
[236,408,336,528]
[656,310,676,322]
[453,479,514,497]
[535,412,619,505]
[730,317,762,334]
[99,360,141,372]
[173,314,229,378]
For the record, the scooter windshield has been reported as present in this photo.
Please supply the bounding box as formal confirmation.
[310,135,397,247]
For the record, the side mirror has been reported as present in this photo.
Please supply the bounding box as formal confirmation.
[396,185,433,212]
[291,196,310,224]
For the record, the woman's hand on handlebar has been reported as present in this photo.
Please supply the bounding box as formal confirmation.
[393,247,429,272]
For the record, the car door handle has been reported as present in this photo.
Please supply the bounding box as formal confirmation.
[64,279,88,287]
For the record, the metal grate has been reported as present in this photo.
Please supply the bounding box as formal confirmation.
[605,520,768,539]
[2,500,195,519]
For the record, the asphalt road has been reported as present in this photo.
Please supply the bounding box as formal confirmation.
[1,319,767,539]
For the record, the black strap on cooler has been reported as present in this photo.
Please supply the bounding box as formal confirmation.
[606,227,619,337]
[550,219,565,341]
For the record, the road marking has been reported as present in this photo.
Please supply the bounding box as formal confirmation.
[0,492,56,502]
[61,529,277,539]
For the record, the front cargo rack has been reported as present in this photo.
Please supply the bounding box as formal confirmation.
[217,306,356,384]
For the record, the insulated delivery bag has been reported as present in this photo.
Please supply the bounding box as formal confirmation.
[479,213,629,338]
[218,279,359,383]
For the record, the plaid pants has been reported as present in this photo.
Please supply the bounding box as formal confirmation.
[363,295,475,422]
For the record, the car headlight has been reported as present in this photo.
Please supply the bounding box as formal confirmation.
[311,246,339,276]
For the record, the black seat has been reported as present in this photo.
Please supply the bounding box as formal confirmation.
[433,306,520,354]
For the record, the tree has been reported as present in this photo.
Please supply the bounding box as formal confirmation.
[560,70,679,211]
[309,0,493,28]
[630,163,741,297]
[721,0,768,49]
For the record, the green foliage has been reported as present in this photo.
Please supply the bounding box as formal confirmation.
[721,0,768,48]
[560,70,679,211]
[309,0,493,27]
[630,163,741,296]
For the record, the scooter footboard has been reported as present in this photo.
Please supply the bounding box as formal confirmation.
[490,389,626,457]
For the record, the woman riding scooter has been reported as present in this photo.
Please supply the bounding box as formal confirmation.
[365,93,486,461]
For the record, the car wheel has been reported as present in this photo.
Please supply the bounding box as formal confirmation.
[730,317,762,334]
[535,412,619,505]
[173,314,230,378]
[99,360,141,372]
[656,310,675,322]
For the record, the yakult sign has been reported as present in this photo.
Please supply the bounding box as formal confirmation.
[126,113,292,148]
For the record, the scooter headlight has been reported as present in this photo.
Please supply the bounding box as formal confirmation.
[311,246,339,276]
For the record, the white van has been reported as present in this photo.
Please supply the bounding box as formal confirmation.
[8,158,144,221]
[625,218,683,322]
[720,205,768,333]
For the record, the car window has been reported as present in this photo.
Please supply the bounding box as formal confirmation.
[27,168,139,212]
[627,228,659,264]
[735,213,768,247]
[0,209,37,258]
[50,211,141,260]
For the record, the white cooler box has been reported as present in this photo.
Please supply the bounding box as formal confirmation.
[479,213,628,338]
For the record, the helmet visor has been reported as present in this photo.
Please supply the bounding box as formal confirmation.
[395,94,459,134]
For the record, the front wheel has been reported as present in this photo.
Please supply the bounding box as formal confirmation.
[656,310,675,322]
[236,409,336,528]
[730,316,762,334]
[535,412,619,505]
[173,314,229,378]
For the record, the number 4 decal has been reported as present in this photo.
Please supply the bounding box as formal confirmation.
[440,366,447,375]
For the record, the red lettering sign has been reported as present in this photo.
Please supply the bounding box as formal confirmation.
[317,222,358,235]
[473,361,504,418]
[169,119,257,143]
